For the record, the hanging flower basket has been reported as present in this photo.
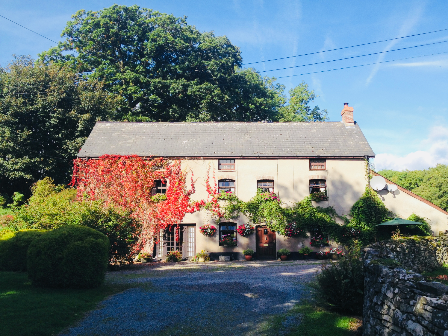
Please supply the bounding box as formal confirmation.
[284,222,306,237]
[237,223,254,237]
[200,224,217,237]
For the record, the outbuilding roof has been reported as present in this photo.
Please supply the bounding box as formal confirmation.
[78,121,375,158]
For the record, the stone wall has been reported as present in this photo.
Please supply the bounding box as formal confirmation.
[363,236,448,336]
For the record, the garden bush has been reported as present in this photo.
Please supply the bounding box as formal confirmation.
[0,229,46,271]
[315,244,364,315]
[27,225,109,288]
[13,178,141,264]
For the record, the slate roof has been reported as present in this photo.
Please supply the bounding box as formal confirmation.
[78,121,375,158]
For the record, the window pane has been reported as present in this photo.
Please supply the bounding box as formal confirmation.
[257,180,274,192]
[310,159,326,170]
[218,179,235,193]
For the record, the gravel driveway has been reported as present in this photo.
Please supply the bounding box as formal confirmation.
[59,260,322,336]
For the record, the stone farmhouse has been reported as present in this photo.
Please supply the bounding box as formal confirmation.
[77,103,448,260]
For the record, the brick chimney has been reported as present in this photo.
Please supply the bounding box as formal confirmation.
[341,103,354,124]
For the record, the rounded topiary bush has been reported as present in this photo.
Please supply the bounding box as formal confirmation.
[27,225,109,288]
[0,229,46,271]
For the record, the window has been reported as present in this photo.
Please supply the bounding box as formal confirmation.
[310,159,326,170]
[218,179,235,193]
[309,179,328,201]
[219,223,237,246]
[257,180,274,193]
[218,159,235,170]
[152,180,167,195]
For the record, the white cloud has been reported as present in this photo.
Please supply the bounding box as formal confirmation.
[374,126,448,171]
[392,59,448,68]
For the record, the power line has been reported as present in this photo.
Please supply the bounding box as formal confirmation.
[262,40,448,73]
[0,14,58,44]
[275,51,448,78]
[244,28,448,66]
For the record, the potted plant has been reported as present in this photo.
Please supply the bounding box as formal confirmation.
[138,252,153,263]
[316,250,327,260]
[277,248,290,261]
[219,235,237,247]
[193,250,210,262]
[243,248,254,261]
[166,250,182,262]
[329,248,343,260]
[299,246,312,260]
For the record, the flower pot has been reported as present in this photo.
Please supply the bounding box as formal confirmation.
[331,254,339,260]
[245,255,253,261]
[280,255,288,261]
[198,257,205,262]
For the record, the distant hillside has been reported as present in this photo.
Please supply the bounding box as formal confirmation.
[379,164,448,212]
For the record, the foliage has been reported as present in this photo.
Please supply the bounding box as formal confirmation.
[166,250,182,262]
[315,244,364,315]
[0,229,46,271]
[299,246,312,255]
[243,248,254,256]
[137,252,153,262]
[0,56,119,197]
[349,186,392,245]
[310,231,330,247]
[71,156,195,252]
[278,82,328,122]
[0,271,127,336]
[284,221,307,237]
[379,164,448,212]
[27,225,109,288]
[219,234,237,247]
[423,263,448,285]
[309,191,328,202]
[39,5,286,123]
[12,178,140,263]
[243,190,286,234]
[277,248,290,256]
[406,213,431,236]
[199,224,217,237]
[237,223,254,236]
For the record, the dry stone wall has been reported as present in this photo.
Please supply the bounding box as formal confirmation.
[363,236,448,336]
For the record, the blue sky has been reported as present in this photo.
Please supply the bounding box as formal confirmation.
[1,0,448,171]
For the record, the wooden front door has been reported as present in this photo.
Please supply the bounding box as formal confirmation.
[256,226,276,259]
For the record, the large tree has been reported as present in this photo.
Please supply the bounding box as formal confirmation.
[39,5,287,122]
[0,56,119,196]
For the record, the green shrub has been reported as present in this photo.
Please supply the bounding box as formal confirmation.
[0,230,46,271]
[27,226,109,288]
[13,178,141,264]
[315,244,364,315]
[277,248,290,256]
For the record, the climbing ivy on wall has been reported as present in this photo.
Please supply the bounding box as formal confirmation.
[71,155,197,252]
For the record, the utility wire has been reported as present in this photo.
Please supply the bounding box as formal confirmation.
[0,14,58,44]
[275,51,448,78]
[262,40,448,73]
[244,28,448,65]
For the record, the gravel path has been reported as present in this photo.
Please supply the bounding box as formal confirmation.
[59,260,322,336]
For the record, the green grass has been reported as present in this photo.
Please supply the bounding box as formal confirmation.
[423,263,448,285]
[257,303,362,335]
[0,271,129,336]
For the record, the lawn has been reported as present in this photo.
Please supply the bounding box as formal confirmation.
[0,271,128,336]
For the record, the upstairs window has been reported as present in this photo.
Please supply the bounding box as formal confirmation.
[152,180,167,195]
[218,159,235,170]
[310,159,326,170]
[218,179,235,193]
[257,180,274,193]
[309,179,327,201]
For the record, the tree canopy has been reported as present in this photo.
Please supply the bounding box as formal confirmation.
[380,164,448,212]
[39,5,324,123]
[0,56,118,196]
